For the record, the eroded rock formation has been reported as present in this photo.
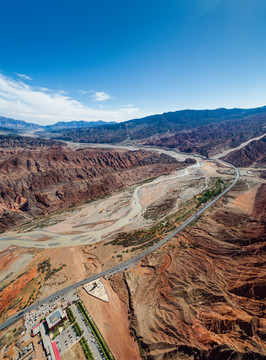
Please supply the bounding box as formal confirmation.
[222,136,266,167]
[111,182,266,359]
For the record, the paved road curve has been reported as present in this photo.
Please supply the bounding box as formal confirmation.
[0,161,239,332]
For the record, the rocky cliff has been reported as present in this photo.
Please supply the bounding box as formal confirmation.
[0,146,188,232]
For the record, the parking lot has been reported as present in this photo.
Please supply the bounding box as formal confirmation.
[52,304,104,359]
[23,290,105,360]
[54,323,78,356]
[71,304,104,360]
[25,295,62,331]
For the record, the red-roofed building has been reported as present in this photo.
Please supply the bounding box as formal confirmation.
[52,341,61,360]
[31,321,43,337]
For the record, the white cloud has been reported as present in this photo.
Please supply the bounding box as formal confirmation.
[0,74,142,125]
[92,91,112,102]
[121,106,140,114]
[57,89,69,95]
[78,89,90,95]
[120,103,139,114]
[15,73,33,81]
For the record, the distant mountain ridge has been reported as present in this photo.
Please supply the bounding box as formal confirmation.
[44,120,116,130]
[48,105,266,145]
[1,106,266,155]
[0,117,116,131]
[0,116,42,130]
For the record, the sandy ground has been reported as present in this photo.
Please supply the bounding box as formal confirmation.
[62,342,85,360]
[232,184,259,214]
[202,161,221,176]
[79,279,141,360]
[0,247,34,283]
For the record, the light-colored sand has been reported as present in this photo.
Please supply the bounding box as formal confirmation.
[202,162,219,176]
[62,342,85,360]
[233,185,258,214]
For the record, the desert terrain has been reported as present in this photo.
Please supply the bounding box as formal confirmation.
[0,142,233,321]
[0,134,265,360]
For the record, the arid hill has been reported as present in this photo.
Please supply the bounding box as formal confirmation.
[46,106,266,148]
[111,181,266,360]
[221,136,266,167]
[0,134,65,149]
[0,145,191,232]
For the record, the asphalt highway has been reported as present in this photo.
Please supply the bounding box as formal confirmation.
[0,161,239,332]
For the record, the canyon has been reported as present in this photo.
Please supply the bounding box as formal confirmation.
[0,137,191,232]
[0,118,265,359]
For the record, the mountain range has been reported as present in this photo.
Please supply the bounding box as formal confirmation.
[1,106,265,158]
[0,117,116,131]
[43,106,266,149]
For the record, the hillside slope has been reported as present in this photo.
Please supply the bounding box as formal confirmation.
[0,116,115,131]
[145,115,266,157]
[48,106,266,146]
[0,134,65,149]
[222,136,266,167]
[111,180,266,359]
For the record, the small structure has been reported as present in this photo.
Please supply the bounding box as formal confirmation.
[16,341,34,359]
[46,307,66,332]
[31,323,41,337]
[83,278,109,302]
[62,294,79,309]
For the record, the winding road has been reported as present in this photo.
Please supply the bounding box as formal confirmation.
[0,161,239,331]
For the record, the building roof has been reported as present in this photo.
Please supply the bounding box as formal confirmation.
[52,341,61,360]
[40,322,56,360]
[32,322,42,331]
[46,307,65,329]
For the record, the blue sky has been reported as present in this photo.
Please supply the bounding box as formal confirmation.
[0,0,266,124]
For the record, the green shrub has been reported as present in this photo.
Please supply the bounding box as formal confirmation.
[80,337,95,360]
[66,307,75,323]
[77,302,115,360]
